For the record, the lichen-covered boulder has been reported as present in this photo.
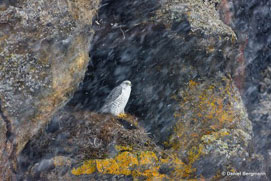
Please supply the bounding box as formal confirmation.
[0,0,100,179]
[165,75,252,179]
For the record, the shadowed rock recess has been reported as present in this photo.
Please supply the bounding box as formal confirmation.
[1,0,269,180]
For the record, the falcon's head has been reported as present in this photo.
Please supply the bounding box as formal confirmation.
[121,80,132,88]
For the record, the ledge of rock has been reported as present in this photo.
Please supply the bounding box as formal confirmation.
[0,0,100,179]
[18,111,158,180]
[156,0,236,37]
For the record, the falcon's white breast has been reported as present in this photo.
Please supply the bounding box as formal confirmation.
[100,80,132,116]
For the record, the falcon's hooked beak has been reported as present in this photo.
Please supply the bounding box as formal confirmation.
[123,80,132,87]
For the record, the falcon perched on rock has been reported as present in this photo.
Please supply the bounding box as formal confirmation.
[100,80,132,116]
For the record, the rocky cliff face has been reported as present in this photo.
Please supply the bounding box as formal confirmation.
[17,0,255,180]
[0,0,100,179]
[1,0,269,180]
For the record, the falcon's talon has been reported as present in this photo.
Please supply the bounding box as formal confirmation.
[118,113,128,118]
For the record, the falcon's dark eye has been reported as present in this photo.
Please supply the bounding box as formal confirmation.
[123,81,131,86]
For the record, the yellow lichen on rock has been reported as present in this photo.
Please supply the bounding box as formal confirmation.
[134,151,161,179]
[161,76,251,178]
[71,148,207,179]
[96,158,120,175]
[115,145,133,152]
[71,160,96,175]
[138,151,158,165]
[188,80,198,87]
[160,153,187,178]
[187,145,204,164]
[169,76,241,151]
[71,150,167,179]
[115,152,138,175]
[195,82,236,127]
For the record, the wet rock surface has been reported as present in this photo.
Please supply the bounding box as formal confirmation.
[1,0,270,180]
[0,0,100,179]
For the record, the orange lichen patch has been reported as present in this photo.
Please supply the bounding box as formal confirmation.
[71,160,96,175]
[71,150,204,179]
[187,145,204,164]
[138,151,158,165]
[71,151,169,179]
[163,76,244,178]
[169,76,240,150]
[189,80,198,87]
[115,145,133,152]
[170,145,204,178]
[134,151,162,179]
[96,158,119,175]
[132,166,162,179]
[115,152,138,175]
[160,154,187,178]
[142,168,163,180]
[202,94,235,125]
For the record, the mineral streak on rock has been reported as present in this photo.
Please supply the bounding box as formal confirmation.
[0,0,100,179]
[218,0,248,93]
[219,0,233,26]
